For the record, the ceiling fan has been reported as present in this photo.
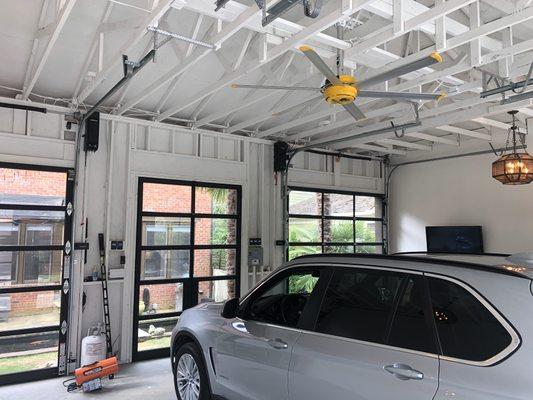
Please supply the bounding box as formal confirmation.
[231,46,446,122]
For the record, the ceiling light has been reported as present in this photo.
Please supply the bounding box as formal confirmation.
[492,110,533,185]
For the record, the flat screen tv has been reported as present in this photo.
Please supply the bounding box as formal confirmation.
[426,226,484,254]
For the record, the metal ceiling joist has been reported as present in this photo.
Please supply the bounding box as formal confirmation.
[405,131,458,145]
[363,0,502,52]
[327,98,533,150]
[473,117,510,131]
[378,138,433,150]
[22,0,51,97]
[350,143,407,155]
[348,0,478,55]
[22,0,78,100]
[76,0,175,104]
[72,2,114,99]
[155,0,371,123]
[115,6,260,116]
[435,124,492,140]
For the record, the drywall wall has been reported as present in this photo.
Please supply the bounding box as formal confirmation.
[389,153,533,254]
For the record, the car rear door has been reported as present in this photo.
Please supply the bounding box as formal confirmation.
[214,266,331,400]
[288,266,440,400]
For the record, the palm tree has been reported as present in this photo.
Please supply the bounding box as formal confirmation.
[201,187,237,298]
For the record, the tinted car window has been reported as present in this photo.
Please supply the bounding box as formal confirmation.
[428,277,512,362]
[247,269,321,328]
[387,276,437,353]
[315,268,402,344]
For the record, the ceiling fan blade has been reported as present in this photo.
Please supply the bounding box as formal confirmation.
[357,52,443,89]
[343,102,366,121]
[357,90,446,101]
[299,46,343,85]
[231,84,320,91]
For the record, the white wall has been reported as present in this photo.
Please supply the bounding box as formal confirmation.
[390,153,533,254]
[0,102,383,369]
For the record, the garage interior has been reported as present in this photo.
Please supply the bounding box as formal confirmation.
[0,0,532,398]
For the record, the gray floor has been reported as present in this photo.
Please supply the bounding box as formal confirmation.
[0,359,175,400]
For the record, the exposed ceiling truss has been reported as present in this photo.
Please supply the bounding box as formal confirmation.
[3,0,533,157]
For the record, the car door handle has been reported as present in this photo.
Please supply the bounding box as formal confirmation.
[266,338,288,350]
[384,364,424,381]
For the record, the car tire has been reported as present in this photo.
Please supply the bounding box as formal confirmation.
[173,342,211,400]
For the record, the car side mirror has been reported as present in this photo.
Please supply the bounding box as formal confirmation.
[221,297,240,319]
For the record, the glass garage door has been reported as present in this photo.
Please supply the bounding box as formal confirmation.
[0,163,73,384]
[288,187,385,260]
[133,178,241,360]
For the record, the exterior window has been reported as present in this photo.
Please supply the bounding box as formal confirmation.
[428,277,513,362]
[246,269,321,328]
[387,276,437,354]
[288,189,384,260]
[315,268,402,343]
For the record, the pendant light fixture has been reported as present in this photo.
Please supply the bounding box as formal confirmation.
[492,110,533,185]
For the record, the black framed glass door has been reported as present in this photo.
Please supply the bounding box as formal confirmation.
[0,163,74,384]
[133,178,241,360]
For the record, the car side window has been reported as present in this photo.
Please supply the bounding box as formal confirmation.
[315,268,402,344]
[428,277,513,362]
[387,276,437,354]
[246,268,322,328]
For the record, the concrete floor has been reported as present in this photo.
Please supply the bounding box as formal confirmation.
[0,359,175,400]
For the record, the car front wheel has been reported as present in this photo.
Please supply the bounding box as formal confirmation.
[173,342,211,400]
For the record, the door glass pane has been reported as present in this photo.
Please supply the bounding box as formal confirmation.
[195,187,238,215]
[0,331,59,375]
[142,183,191,213]
[316,268,402,344]
[327,219,354,242]
[140,250,190,279]
[324,245,354,254]
[0,210,64,247]
[289,218,320,243]
[0,290,61,332]
[288,246,321,261]
[247,269,322,328]
[323,193,353,217]
[198,279,236,304]
[388,276,436,353]
[139,283,184,316]
[289,191,320,215]
[0,250,63,287]
[141,217,191,246]
[194,249,237,277]
[138,317,178,352]
[356,220,382,243]
[428,277,512,362]
[0,168,66,206]
[355,196,382,218]
[355,245,383,254]
[194,218,237,245]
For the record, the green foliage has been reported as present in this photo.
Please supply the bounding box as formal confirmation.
[289,219,378,260]
[289,274,319,293]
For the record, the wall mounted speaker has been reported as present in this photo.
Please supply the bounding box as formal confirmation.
[84,112,100,152]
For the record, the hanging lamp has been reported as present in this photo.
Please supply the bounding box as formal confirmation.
[492,110,533,185]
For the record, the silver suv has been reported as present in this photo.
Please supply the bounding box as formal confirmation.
[171,253,532,400]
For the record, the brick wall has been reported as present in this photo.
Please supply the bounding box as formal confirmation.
[9,291,56,315]
[0,168,66,198]
[139,183,237,310]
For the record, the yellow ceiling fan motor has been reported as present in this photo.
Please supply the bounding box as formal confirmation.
[323,75,357,105]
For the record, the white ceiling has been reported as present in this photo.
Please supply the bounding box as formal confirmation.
[0,0,532,158]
